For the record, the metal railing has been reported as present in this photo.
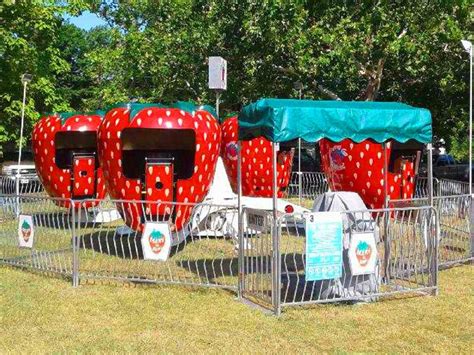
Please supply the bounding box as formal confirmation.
[74,198,240,289]
[438,179,470,196]
[435,195,472,267]
[241,206,438,315]
[0,195,73,276]
[0,195,241,289]
[0,185,470,315]
[0,175,45,196]
[389,194,472,267]
[288,173,470,201]
[287,172,328,199]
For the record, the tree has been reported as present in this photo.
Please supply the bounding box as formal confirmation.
[1,0,471,160]
[0,0,71,149]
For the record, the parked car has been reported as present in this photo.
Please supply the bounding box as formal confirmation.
[290,144,321,172]
[0,151,43,194]
[432,154,473,182]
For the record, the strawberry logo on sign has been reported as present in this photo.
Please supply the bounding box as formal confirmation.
[21,220,31,243]
[148,229,166,254]
[355,241,372,267]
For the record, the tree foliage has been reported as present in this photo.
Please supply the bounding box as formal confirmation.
[0,0,472,158]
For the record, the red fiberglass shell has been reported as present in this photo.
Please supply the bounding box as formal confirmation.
[221,116,294,197]
[319,139,416,209]
[31,113,106,208]
[98,105,221,232]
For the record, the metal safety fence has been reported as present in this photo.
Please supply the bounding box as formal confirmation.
[0,175,45,196]
[435,195,472,267]
[288,173,470,201]
[74,198,239,289]
[288,172,328,199]
[389,195,472,267]
[0,195,73,277]
[241,206,438,314]
[0,192,470,315]
[0,195,240,290]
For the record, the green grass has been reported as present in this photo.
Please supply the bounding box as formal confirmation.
[0,265,472,353]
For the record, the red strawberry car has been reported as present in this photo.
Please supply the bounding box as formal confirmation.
[221,115,294,197]
[31,112,106,208]
[98,103,221,233]
[319,139,419,209]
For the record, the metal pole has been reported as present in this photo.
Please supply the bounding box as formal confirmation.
[428,143,434,207]
[297,84,303,205]
[215,91,221,121]
[426,143,437,294]
[469,46,472,197]
[383,143,389,207]
[72,202,79,287]
[237,140,244,299]
[15,80,28,216]
[298,138,302,205]
[382,142,391,283]
[271,142,281,315]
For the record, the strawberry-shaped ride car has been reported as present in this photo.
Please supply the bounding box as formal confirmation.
[221,115,294,197]
[31,112,106,208]
[98,102,221,236]
[319,139,420,209]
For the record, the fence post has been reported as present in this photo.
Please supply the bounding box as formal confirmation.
[71,201,79,287]
[429,207,439,295]
[470,195,474,259]
[271,143,281,316]
[434,178,440,197]
[298,138,302,206]
[382,143,391,283]
[237,141,244,300]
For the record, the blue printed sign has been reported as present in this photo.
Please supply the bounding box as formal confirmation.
[305,212,343,281]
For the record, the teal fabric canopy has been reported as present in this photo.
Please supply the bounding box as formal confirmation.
[238,99,432,143]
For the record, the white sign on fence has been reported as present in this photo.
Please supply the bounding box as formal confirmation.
[305,212,343,281]
[18,214,34,248]
[141,222,172,261]
[246,208,268,232]
[348,232,377,275]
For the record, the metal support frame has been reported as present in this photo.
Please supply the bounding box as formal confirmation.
[15,80,29,217]
[72,202,79,287]
[383,143,389,208]
[271,142,281,316]
[426,143,438,294]
[298,138,302,205]
[237,141,244,299]
[468,44,472,197]
[215,91,222,120]
[382,142,391,282]
[428,144,434,207]
[470,196,474,258]
[460,47,473,257]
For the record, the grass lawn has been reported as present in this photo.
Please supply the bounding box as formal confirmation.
[0,265,472,353]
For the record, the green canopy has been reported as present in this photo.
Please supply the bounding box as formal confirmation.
[238,99,432,143]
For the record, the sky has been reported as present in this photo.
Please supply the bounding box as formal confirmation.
[64,11,107,30]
